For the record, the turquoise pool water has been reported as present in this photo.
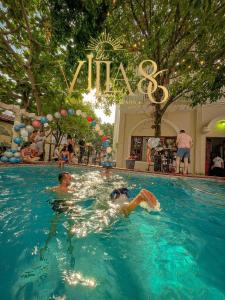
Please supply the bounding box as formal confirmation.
[0,166,225,300]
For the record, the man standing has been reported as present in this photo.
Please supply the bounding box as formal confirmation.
[176,130,193,175]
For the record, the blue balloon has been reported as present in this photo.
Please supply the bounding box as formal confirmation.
[0,156,8,162]
[9,157,17,164]
[102,141,110,148]
[19,123,26,129]
[14,137,23,145]
[11,149,17,154]
[68,109,75,115]
[14,125,21,132]
[15,157,22,163]
[40,117,48,124]
[91,120,97,126]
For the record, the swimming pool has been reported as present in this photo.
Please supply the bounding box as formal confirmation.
[0,166,225,300]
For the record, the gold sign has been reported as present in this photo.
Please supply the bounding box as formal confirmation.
[66,32,169,104]
[68,56,169,104]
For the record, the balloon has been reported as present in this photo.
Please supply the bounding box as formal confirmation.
[13,137,23,145]
[91,120,97,126]
[40,117,48,124]
[9,157,17,164]
[106,147,112,153]
[102,136,108,142]
[76,110,81,116]
[0,156,8,163]
[11,149,17,154]
[87,116,93,122]
[81,112,87,118]
[148,138,160,149]
[26,125,34,133]
[98,130,103,136]
[14,152,21,158]
[54,112,61,119]
[32,120,41,128]
[20,128,28,137]
[15,157,22,163]
[14,125,21,132]
[102,141,110,148]
[44,123,49,128]
[95,124,100,131]
[46,114,53,122]
[68,109,75,115]
[60,109,68,117]
[19,123,26,129]
[5,151,13,158]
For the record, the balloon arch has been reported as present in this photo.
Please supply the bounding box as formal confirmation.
[1,107,112,164]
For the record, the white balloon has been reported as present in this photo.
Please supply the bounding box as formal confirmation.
[26,125,34,133]
[76,110,81,116]
[98,130,103,136]
[81,112,87,118]
[44,123,49,127]
[14,152,21,158]
[20,128,28,137]
[106,147,112,153]
[148,138,160,149]
[95,124,100,131]
[5,151,13,158]
[46,114,53,122]
[54,112,61,119]
[24,136,28,142]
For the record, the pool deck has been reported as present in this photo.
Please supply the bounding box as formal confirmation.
[0,161,225,182]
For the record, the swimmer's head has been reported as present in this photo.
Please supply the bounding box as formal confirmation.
[58,172,72,186]
[110,188,129,201]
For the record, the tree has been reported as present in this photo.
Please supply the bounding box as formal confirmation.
[106,0,225,136]
[45,95,99,147]
[48,0,111,84]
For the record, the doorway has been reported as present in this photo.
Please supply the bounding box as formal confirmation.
[205,137,225,175]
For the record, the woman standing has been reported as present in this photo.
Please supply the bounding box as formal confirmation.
[67,135,75,163]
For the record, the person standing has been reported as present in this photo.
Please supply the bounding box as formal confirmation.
[67,135,75,163]
[210,154,224,177]
[176,130,193,175]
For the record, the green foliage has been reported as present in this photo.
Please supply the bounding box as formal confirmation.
[105,0,225,135]
[0,0,68,114]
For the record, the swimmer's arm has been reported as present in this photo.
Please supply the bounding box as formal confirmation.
[120,194,143,216]
[45,186,58,192]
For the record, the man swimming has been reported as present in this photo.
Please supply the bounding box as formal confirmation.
[50,172,75,192]
[110,187,159,216]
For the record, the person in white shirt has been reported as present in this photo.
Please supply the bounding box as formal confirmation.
[210,155,224,177]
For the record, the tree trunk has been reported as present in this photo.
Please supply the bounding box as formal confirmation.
[154,104,162,137]
[26,66,42,115]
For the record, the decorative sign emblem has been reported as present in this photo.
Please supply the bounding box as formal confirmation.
[87,31,124,60]
[62,32,169,104]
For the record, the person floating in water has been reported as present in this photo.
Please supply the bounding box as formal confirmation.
[110,187,159,215]
[49,172,75,192]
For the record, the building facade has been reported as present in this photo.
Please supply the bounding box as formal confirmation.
[113,96,225,175]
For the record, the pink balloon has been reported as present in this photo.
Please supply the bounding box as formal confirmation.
[60,109,68,117]
[32,120,41,128]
